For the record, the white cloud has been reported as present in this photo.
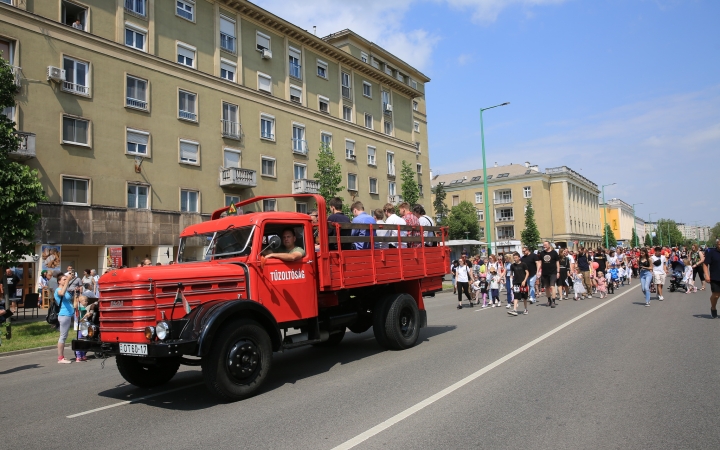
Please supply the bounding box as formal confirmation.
[457,53,473,65]
[442,0,570,23]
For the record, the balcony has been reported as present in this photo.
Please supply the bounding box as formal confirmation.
[220,167,257,188]
[179,110,197,121]
[10,66,21,90]
[387,165,396,177]
[496,216,514,222]
[126,97,147,110]
[292,139,309,155]
[222,120,242,140]
[62,81,90,96]
[493,198,513,205]
[292,179,319,194]
[9,132,36,160]
[388,194,403,204]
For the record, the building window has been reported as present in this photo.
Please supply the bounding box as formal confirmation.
[62,1,87,30]
[318,96,329,113]
[125,0,146,16]
[452,195,459,207]
[382,90,391,112]
[62,56,90,95]
[496,208,514,222]
[178,90,197,121]
[347,173,358,191]
[367,146,376,165]
[416,163,422,174]
[62,176,89,205]
[220,60,236,82]
[364,113,373,129]
[261,156,276,177]
[371,57,380,69]
[363,81,372,98]
[180,189,198,213]
[360,52,368,63]
[345,140,355,160]
[476,209,484,221]
[179,139,199,165]
[523,186,532,198]
[369,177,378,194]
[225,195,240,207]
[497,173,509,178]
[176,0,194,21]
[263,199,276,212]
[177,43,195,68]
[410,79,418,89]
[125,25,146,51]
[256,31,270,52]
[289,46,301,79]
[290,85,302,103]
[386,151,395,176]
[293,202,308,214]
[126,128,149,155]
[413,101,418,111]
[126,75,147,110]
[222,102,240,139]
[62,116,89,146]
[223,148,241,168]
[260,114,274,140]
[317,60,328,79]
[414,121,420,132]
[494,189,512,204]
[292,124,306,154]
[475,192,483,204]
[418,184,424,196]
[320,132,332,149]
[497,225,514,239]
[341,72,351,99]
[127,184,149,209]
[384,120,392,135]
[384,64,392,76]
[293,163,307,180]
[258,72,272,93]
[396,71,404,83]
[343,105,352,122]
[220,15,236,53]
[388,181,396,196]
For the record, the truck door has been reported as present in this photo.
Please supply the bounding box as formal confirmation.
[258,221,317,323]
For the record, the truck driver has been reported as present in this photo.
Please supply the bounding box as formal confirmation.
[264,228,306,262]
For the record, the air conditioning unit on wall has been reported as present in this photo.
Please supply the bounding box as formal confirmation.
[261,49,272,60]
[47,66,66,82]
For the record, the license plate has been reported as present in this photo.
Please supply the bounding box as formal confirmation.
[119,343,148,356]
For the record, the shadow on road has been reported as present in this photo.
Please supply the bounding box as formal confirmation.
[692,314,714,319]
[0,363,42,375]
[93,325,456,411]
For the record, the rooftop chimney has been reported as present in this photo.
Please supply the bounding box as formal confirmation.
[494,162,498,167]
[525,161,530,168]
[313,26,317,35]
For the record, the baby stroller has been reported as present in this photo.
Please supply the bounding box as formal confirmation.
[669,260,687,293]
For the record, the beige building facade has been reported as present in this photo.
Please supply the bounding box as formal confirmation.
[1,0,430,274]
[431,163,602,254]
[599,198,637,246]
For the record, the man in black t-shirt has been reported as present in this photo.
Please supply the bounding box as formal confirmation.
[508,252,530,316]
[539,241,560,308]
[703,239,720,318]
[1,268,20,316]
[521,247,540,303]
[594,249,607,273]
[327,197,352,250]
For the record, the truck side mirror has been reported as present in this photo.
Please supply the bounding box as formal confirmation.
[260,235,281,254]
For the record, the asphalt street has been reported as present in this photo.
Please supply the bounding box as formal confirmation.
[1,283,718,450]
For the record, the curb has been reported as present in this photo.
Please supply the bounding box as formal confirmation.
[0,343,70,358]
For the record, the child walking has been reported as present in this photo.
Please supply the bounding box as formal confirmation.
[596,271,608,298]
[572,270,586,300]
[683,258,696,293]
[489,269,500,307]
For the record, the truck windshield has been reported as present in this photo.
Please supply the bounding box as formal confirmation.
[177,226,255,262]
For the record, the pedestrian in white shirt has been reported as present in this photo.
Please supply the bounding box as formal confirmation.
[651,246,668,300]
[373,209,387,249]
[413,204,435,246]
[383,203,406,248]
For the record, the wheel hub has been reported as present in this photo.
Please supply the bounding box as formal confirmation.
[398,307,415,337]
[227,340,260,381]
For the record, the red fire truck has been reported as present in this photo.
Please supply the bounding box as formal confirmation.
[73,195,448,401]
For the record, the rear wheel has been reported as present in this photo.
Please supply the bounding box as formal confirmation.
[202,319,272,402]
[374,293,421,350]
[116,355,180,388]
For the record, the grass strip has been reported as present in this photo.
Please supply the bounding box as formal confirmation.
[1,320,60,353]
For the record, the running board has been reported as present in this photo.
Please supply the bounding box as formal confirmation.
[282,338,323,350]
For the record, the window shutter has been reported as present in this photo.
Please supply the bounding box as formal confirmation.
[127,130,149,146]
[256,33,270,50]
[290,86,302,101]
[178,46,194,60]
[289,47,301,60]
[258,75,271,92]
[220,16,235,36]
[180,141,198,162]
[223,150,240,168]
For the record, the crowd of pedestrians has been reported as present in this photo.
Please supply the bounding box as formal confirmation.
[450,240,720,318]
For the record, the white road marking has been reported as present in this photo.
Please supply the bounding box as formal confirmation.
[67,382,204,418]
[331,285,639,450]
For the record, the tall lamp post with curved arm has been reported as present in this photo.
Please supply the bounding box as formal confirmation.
[480,102,510,255]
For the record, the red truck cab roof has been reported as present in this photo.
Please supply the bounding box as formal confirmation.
[180,212,309,238]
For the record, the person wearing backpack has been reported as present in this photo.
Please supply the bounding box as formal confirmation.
[54,273,76,363]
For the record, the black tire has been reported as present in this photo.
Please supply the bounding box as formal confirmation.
[372,296,392,348]
[669,286,675,292]
[375,293,421,350]
[201,319,272,402]
[313,328,346,347]
[116,355,180,388]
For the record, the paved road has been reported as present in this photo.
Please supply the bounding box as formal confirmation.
[2,284,718,450]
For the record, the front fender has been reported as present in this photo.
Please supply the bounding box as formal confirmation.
[179,300,282,356]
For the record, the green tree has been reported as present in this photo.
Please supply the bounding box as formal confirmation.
[399,160,419,207]
[631,227,639,247]
[644,233,652,247]
[656,219,683,247]
[521,199,541,250]
[602,223,618,248]
[446,201,479,241]
[432,183,449,226]
[0,58,47,267]
[708,222,720,245]
[313,143,343,213]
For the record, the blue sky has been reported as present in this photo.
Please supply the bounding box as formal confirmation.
[255,0,719,226]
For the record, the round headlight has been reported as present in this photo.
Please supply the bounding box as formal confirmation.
[156,321,170,340]
[144,326,156,340]
[88,324,98,338]
[79,321,89,338]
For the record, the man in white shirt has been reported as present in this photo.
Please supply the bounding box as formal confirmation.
[413,204,435,246]
[373,209,387,249]
[383,203,406,248]
[651,246,668,300]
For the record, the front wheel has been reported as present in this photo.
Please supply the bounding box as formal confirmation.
[116,355,180,388]
[202,319,272,402]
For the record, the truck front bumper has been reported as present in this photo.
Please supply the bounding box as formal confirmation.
[72,339,198,357]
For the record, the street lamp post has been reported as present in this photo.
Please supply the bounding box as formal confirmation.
[480,102,510,256]
[632,202,643,247]
[601,183,616,249]
[649,212,657,246]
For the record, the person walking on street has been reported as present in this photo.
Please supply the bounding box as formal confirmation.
[503,253,514,308]
[638,248,653,306]
[521,247,540,303]
[690,244,706,291]
[455,257,474,309]
[651,246,668,301]
[508,252,530,316]
[576,246,593,299]
[54,273,76,363]
[703,239,720,318]
[1,268,20,318]
[539,241,560,308]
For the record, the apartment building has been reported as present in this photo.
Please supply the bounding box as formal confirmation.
[431,163,602,253]
[0,0,430,273]
[599,198,639,246]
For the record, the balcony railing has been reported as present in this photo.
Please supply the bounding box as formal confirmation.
[493,198,513,204]
[292,179,320,195]
[10,66,21,89]
[496,216,514,222]
[289,62,302,79]
[222,120,241,139]
[63,81,90,96]
[126,97,147,110]
[9,132,36,160]
[388,194,403,204]
[342,86,351,100]
[179,110,197,121]
[387,165,396,177]
[220,167,257,188]
[292,139,308,155]
[220,33,236,53]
